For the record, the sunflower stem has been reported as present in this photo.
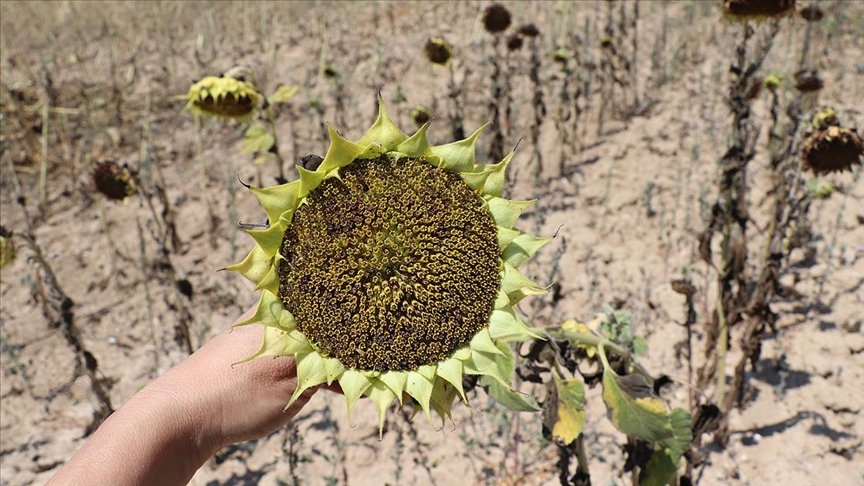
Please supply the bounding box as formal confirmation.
[264,104,286,184]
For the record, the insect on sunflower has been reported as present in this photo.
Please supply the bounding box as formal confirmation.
[229,98,550,435]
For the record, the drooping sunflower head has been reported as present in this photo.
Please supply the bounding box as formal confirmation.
[794,68,824,93]
[762,74,782,92]
[518,24,541,38]
[811,107,838,130]
[507,34,524,52]
[799,4,824,21]
[722,0,796,21]
[181,67,263,121]
[411,106,432,126]
[424,37,453,66]
[229,98,550,435]
[482,3,512,34]
[92,161,137,201]
[802,125,864,175]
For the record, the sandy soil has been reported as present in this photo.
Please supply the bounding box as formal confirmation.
[1,2,862,485]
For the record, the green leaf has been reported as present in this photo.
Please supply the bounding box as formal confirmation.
[241,123,275,153]
[631,335,648,357]
[640,446,680,486]
[662,407,693,461]
[550,370,586,445]
[642,408,692,486]
[602,369,692,484]
[268,85,298,104]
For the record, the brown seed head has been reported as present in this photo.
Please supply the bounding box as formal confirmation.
[424,37,453,66]
[506,34,524,51]
[799,4,823,21]
[411,106,432,126]
[92,161,137,201]
[794,68,824,92]
[483,3,512,34]
[518,23,540,37]
[802,126,864,175]
[723,0,796,19]
[278,156,499,371]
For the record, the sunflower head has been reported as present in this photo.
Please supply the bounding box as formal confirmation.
[518,24,540,38]
[722,0,796,20]
[424,38,453,66]
[802,126,864,175]
[228,98,549,435]
[92,161,137,201]
[411,106,432,126]
[763,74,782,92]
[794,68,824,93]
[553,48,571,66]
[811,107,838,130]
[799,4,824,21]
[181,67,263,121]
[0,226,14,270]
[507,34,524,51]
[483,3,512,34]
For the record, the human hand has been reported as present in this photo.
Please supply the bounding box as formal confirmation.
[48,307,318,486]
[170,310,318,449]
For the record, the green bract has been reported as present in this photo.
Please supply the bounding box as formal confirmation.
[229,99,550,434]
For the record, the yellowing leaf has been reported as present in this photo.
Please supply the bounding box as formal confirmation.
[602,369,674,443]
[268,85,298,104]
[560,319,597,357]
[550,370,586,445]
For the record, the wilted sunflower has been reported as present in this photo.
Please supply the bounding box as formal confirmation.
[794,68,824,93]
[92,161,137,201]
[722,0,796,20]
[181,67,263,121]
[811,107,838,130]
[483,3,512,34]
[411,106,432,126]
[802,125,864,175]
[424,37,453,66]
[799,4,824,21]
[517,24,540,38]
[229,99,549,434]
[763,74,782,92]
